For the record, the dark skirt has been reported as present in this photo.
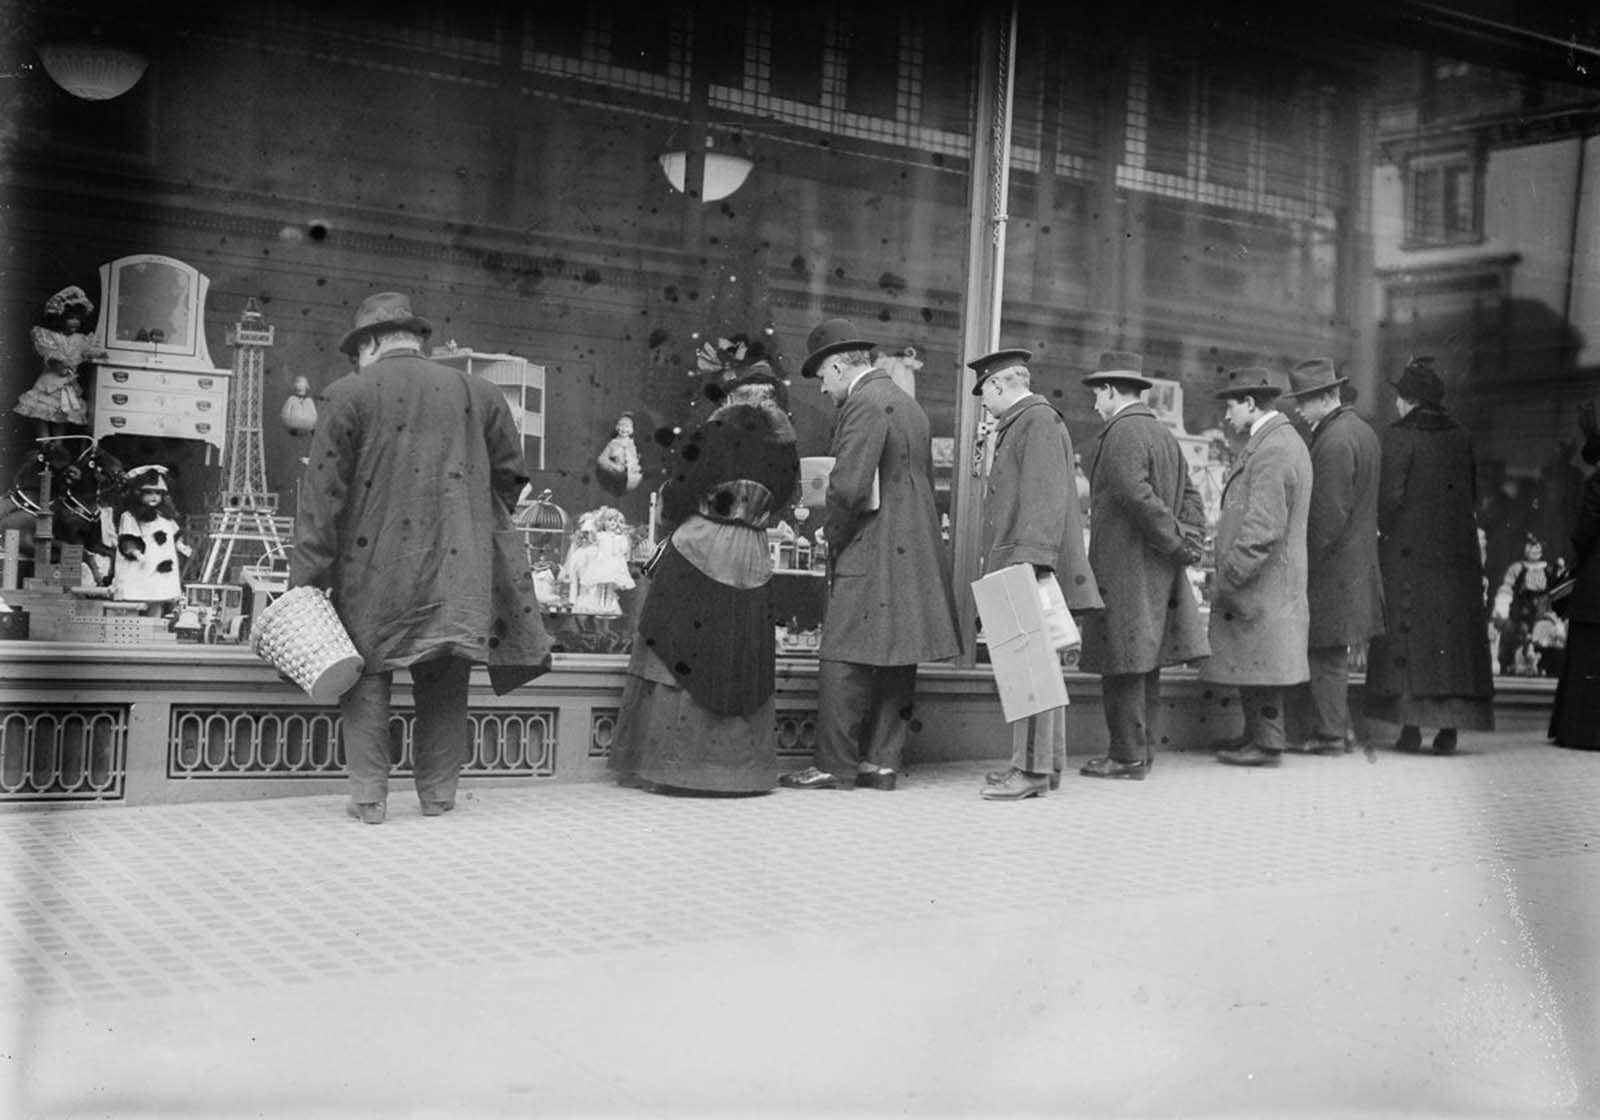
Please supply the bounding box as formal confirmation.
[1550,621,1600,750]
[608,641,778,794]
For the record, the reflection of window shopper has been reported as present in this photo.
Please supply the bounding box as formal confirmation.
[1550,401,1600,749]
[780,319,961,791]
[610,370,799,794]
[290,292,551,825]
[1364,357,1494,755]
[965,349,1102,801]
[1077,351,1208,781]
[1492,534,1551,675]
[1200,368,1313,768]
[1279,357,1385,755]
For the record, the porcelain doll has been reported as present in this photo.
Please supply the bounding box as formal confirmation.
[565,507,635,616]
[16,286,107,441]
[595,414,643,498]
[111,466,191,607]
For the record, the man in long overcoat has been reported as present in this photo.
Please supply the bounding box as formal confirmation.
[1200,367,1313,767]
[966,348,1102,801]
[291,292,551,824]
[1280,357,1385,754]
[1077,351,1209,780]
[780,319,961,790]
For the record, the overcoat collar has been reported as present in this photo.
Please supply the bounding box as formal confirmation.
[1224,411,1292,490]
[993,393,1054,438]
[1393,403,1459,431]
[847,367,892,399]
[1087,401,1159,480]
[1308,404,1348,446]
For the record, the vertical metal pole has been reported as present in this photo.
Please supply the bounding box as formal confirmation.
[949,0,1018,667]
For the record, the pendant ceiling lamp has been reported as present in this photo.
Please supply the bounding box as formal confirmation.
[658,134,754,202]
[36,42,148,101]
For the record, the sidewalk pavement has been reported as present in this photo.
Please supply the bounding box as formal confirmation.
[3,731,1598,1119]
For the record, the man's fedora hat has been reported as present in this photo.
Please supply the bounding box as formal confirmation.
[1081,350,1153,392]
[1388,355,1446,406]
[799,318,874,378]
[1214,367,1290,401]
[339,292,434,357]
[1282,357,1348,399]
[967,348,1032,395]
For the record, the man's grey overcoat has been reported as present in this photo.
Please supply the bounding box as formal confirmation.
[1199,412,1312,687]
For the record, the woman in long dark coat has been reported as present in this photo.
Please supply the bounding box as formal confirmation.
[1364,358,1494,753]
[608,371,800,795]
[1550,403,1600,749]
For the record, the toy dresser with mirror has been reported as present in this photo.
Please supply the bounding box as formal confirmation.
[88,254,230,460]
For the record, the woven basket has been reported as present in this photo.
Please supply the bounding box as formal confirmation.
[250,586,364,703]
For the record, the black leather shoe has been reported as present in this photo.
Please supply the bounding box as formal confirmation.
[984,766,1061,790]
[1215,745,1282,768]
[854,770,897,790]
[1079,756,1149,780]
[1432,729,1458,755]
[1394,726,1423,753]
[779,766,840,790]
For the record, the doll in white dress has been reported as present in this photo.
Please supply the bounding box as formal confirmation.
[16,286,107,441]
[112,466,191,607]
[565,507,636,616]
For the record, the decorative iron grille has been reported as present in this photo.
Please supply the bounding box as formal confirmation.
[775,710,818,757]
[0,705,127,802]
[591,708,618,757]
[170,706,557,779]
[589,706,815,758]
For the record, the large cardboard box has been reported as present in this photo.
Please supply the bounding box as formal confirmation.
[971,564,1069,723]
[797,456,879,513]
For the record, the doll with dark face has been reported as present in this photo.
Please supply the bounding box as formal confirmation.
[16,285,108,442]
[111,466,191,607]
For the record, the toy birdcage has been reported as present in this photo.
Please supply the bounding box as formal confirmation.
[514,488,569,568]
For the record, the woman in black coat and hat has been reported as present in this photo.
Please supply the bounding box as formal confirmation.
[608,364,801,795]
[1550,402,1600,749]
[1364,357,1495,754]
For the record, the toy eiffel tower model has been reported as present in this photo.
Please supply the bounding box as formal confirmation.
[198,298,289,583]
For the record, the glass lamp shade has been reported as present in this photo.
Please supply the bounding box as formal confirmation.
[37,42,149,101]
[657,149,754,202]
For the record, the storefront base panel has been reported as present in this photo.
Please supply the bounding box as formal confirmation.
[0,646,1556,808]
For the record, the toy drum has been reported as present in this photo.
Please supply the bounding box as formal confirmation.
[250,586,365,703]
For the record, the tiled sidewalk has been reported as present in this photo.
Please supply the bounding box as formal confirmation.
[3,733,1598,1118]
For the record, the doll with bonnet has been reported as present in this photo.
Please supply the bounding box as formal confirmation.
[16,285,108,440]
[111,465,191,607]
[565,506,635,616]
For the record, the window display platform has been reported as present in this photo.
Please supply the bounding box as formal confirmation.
[0,643,1557,807]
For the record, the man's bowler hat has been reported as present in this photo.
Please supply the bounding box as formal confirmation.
[799,319,874,378]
